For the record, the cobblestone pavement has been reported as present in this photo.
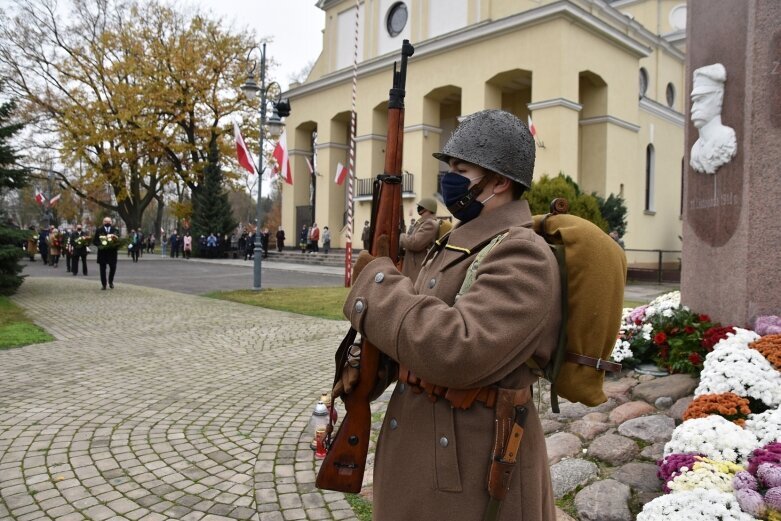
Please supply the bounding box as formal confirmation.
[1,278,361,521]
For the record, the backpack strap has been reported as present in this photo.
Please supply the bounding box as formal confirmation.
[455,232,508,300]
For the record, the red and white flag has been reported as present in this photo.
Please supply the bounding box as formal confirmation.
[233,121,257,175]
[527,115,538,138]
[272,130,292,185]
[334,162,348,185]
[35,191,46,206]
[49,194,61,207]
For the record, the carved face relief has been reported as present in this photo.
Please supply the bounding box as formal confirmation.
[689,63,738,175]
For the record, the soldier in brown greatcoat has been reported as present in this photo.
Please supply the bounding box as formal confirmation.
[398,197,439,282]
[341,110,561,520]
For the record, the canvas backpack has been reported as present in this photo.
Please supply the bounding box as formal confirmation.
[456,206,627,413]
[436,219,453,240]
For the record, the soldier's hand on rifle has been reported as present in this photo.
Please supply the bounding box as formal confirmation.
[352,234,389,281]
[333,339,363,399]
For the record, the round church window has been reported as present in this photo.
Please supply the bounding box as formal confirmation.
[387,2,408,37]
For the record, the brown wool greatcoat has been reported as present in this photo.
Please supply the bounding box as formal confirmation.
[399,215,438,282]
[344,199,561,521]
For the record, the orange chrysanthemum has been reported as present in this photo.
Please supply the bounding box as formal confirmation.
[683,392,751,426]
[750,334,781,370]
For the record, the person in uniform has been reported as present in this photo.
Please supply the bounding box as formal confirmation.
[361,220,371,250]
[93,217,120,290]
[398,197,439,282]
[339,110,561,520]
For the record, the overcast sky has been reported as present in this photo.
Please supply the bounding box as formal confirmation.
[185,0,325,90]
[0,0,326,91]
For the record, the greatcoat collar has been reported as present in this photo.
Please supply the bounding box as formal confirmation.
[433,199,533,269]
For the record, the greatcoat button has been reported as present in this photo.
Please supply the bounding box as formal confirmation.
[398,383,406,394]
[355,300,365,313]
[439,436,449,447]
[374,272,385,283]
[428,278,436,289]
[390,418,398,430]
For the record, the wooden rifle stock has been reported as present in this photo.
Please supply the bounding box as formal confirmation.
[316,40,414,493]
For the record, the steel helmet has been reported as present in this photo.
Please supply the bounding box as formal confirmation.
[433,109,535,189]
[417,197,438,214]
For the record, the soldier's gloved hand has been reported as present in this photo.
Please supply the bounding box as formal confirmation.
[352,234,389,281]
[332,338,364,399]
[332,365,360,400]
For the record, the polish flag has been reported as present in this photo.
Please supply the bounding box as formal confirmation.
[49,194,61,207]
[527,115,538,138]
[272,130,292,185]
[233,121,257,175]
[334,162,348,185]
[35,191,46,206]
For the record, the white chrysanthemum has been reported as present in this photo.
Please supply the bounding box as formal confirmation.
[663,416,758,464]
[695,345,781,406]
[611,339,633,362]
[745,408,781,446]
[637,489,755,521]
[711,327,761,352]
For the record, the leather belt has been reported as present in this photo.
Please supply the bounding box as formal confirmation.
[566,352,622,373]
[398,366,531,410]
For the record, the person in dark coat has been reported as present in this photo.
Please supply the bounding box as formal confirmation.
[93,217,120,290]
[38,227,49,265]
[70,224,89,276]
[245,231,256,260]
[168,231,179,258]
[259,227,270,258]
[275,228,285,252]
[299,225,308,254]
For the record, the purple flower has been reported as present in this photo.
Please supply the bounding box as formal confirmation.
[657,453,702,493]
[735,488,767,517]
[766,486,781,511]
[629,305,648,324]
[758,463,781,488]
[753,315,781,335]
[749,444,781,475]
[733,471,759,491]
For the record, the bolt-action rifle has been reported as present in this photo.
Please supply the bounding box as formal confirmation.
[316,40,415,493]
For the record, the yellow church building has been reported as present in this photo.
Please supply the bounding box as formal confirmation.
[281,0,687,261]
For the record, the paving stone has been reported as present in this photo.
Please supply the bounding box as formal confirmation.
[568,420,611,441]
[667,395,694,421]
[617,414,676,442]
[609,461,662,493]
[546,432,582,465]
[587,433,639,466]
[550,458,599,499]
[574,479,632,521]
[632,374,698,403]
[608,401,656,424]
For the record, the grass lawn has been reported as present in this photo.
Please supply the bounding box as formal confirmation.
[0,296,54,350]
[208,285,649,322]
[205,287,351,320]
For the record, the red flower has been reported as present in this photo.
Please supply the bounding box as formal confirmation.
[634,318,643,326]
[688,353,703,365]
[699,314,711,323]
[660,346,670,359]
[685,326,696,334]
[654,332,668,344]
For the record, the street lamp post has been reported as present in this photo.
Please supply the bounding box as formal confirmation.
[241,43,291,290]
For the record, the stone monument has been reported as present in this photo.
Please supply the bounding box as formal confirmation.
[681,0,781,326]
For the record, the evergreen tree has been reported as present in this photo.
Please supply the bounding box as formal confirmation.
[190,137,237,256]
[0,91,31,294]
[594,193,628,237]
[524,173,609,231]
